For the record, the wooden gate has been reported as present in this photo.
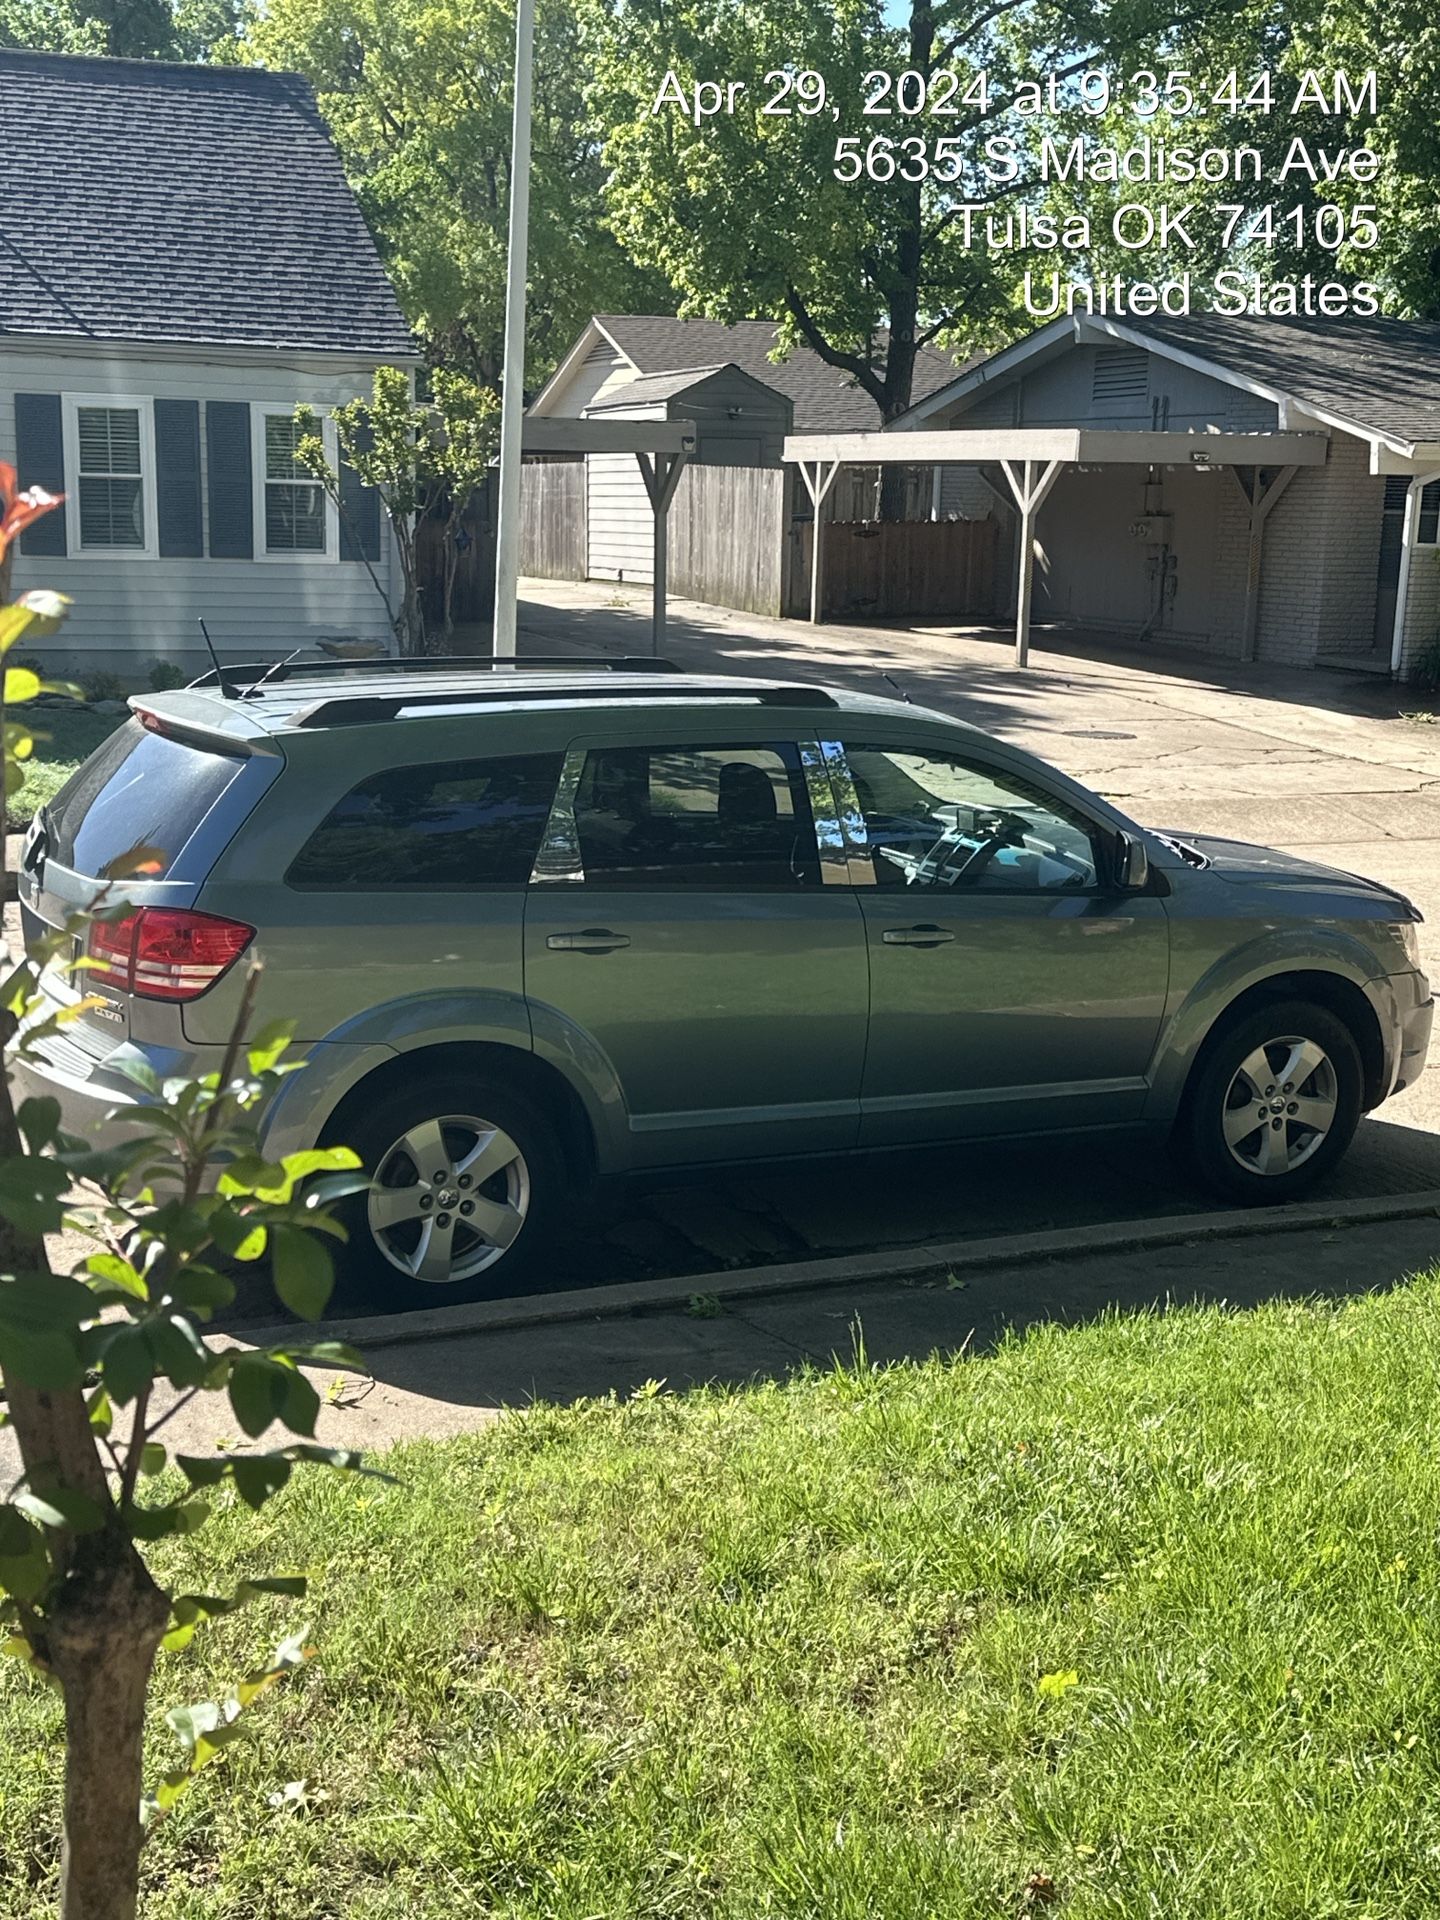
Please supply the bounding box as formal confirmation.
[520,460,587,581]
[786,516,1001,621]
[668,464,787,616]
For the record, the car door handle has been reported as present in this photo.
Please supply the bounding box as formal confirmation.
[545,929,631,953]
[881,924,955,947]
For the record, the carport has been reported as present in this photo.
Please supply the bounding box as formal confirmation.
[785,428,1329,666]
[521,417,695,652]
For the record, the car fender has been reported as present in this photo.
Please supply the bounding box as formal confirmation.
[1144,924,1387,1118]
[258,989,629,1170]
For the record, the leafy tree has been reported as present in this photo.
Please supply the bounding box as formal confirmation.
[248,0,672,387]
[296,364,499,655]
[0,474,376,1917]
[0,0,249,57]
[586,0,1299,436]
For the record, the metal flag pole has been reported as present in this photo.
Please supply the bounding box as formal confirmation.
[491,0,536,658]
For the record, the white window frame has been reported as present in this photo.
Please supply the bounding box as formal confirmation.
[61,394,157,561]
[251,406,340,563]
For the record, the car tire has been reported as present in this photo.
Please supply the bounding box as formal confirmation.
[322,1073,564,1308]
[1180,997,1363,1206]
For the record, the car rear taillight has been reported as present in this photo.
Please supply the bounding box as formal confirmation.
[87,908,255,1002]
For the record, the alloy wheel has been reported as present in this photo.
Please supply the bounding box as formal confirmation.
[367,1112,530,1284]
[1221,1034,1339,1178]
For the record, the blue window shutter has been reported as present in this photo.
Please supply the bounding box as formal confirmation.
[154,398,202,558]
[339,427,381,563]
[205,400,252,558]
[15,393,66,556]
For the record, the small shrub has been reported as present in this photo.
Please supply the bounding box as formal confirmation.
[148,658,188,692]
[80,668,130,704]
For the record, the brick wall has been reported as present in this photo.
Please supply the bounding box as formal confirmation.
[1249,435,1383,668]
[1398,543,1440,681]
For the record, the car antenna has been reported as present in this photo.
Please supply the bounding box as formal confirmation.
[197,618,239,698]
[881,671,912,703]
[246,646,305,696]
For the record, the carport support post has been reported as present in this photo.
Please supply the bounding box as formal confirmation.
[636,448,689,655]
[797,458,842,623]
[1233,464,1298,664]
[1000,458,1064,667]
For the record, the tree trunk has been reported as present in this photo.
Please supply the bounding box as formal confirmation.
[52,1549,169,1920]
[0,727,165,1920]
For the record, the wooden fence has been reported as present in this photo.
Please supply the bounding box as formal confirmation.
[520,460,587,581]
[667,464,787,616]
[786,516,1002,622]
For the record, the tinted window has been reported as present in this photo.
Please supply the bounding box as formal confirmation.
[288,753,563,889]
[573,743,817,888]
[844,744,1102,891]
[48,719,245,879]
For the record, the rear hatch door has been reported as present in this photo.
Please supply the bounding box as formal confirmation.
[19,715,270,1043]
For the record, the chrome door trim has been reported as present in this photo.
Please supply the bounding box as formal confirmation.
[798,739,852,886]
[529,748,586,884]
[819,740,876,887]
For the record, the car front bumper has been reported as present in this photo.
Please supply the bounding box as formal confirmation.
[1366,967,1433,1106]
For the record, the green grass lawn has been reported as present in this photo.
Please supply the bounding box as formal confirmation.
[7,705,120,831]
[6,1279,1440,1918]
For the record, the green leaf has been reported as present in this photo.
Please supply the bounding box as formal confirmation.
[146,1314,211,1389]
[85,1252,148,1301]
[114,1055,161,1095]
[102,1323,155,1405]
[128,1495,209,1541]
[139,1443,168,1477]
[0,1325,85,1392]
[228,1355,286,1439]
[270,1225,334,1322]
[279,1147,362,1182]
[16,1098,61,1152]
[279,1368,320,1439]
[3,668,40,703]
[246,1021,296,1075]
[0,1507,50,1603]
[175,1454,230,1489]
[0,1156,71,1235]
[231,1453,293,1510]
[14,1488,105,1534]
[171,1266,237,1316]
[284,1341,365,1370]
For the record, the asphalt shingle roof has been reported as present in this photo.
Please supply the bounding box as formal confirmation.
[1124,313,1440,449]
[586,366,732,410]
[0,50,413,357]
[594,315,960,432]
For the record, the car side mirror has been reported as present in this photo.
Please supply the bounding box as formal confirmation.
[1117,831,1149,891]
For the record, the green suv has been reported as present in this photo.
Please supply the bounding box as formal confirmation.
[13,656,1432,1304]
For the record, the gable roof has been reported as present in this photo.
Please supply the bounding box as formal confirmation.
[585,362,791,416]
[1118,313,1440,451]
[573,315,960,432]
[0,49,414,358]
[897,310,1440,455]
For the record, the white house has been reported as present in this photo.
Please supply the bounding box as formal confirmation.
[1,49,418,678]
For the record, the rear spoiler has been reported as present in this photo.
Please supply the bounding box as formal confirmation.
[127,701,278,759]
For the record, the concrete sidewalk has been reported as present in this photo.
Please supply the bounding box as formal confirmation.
[11,1210,1432,1469]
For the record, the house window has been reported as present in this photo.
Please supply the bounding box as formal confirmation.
[262,414,327,554]
[1383,475,1440,544]
[75,405,145,549]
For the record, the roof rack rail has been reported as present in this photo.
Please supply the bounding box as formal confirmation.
[186,652,683,693]
[291,682,836,729]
